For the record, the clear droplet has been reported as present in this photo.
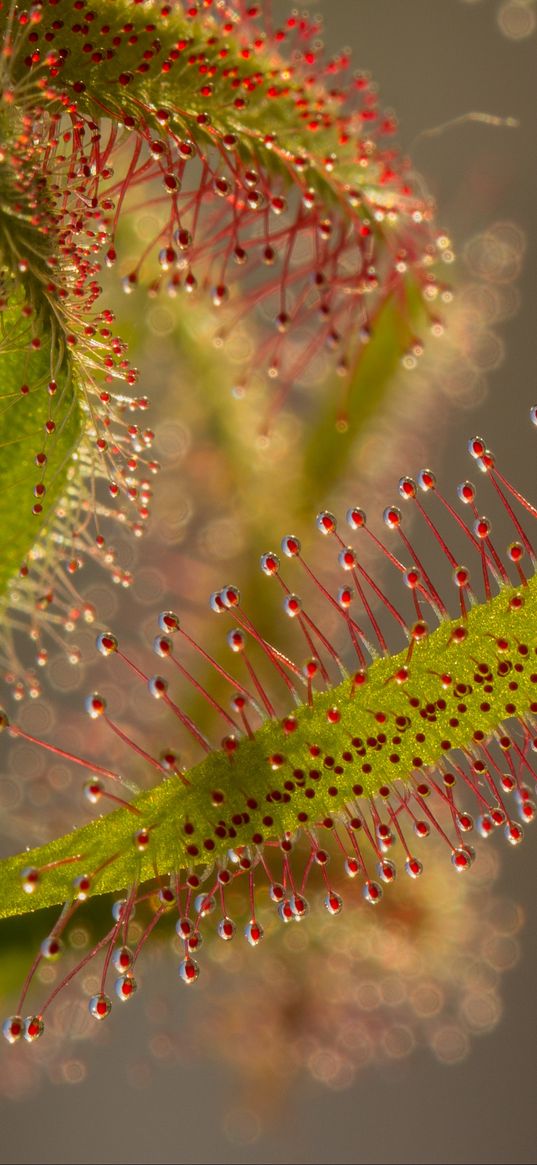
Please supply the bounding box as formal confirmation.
[363,880,383,904]
[324,891,343,915]
[40,935,63,960]
[112,945,133,973]
[2,1016,24,1044]
[217,916,236,941]
[21,866,39,894]
[245,920,264,946]
[89,993,112,1021]
[23,1015,44,1042]
[178,957,200,984]
[115,975,137,1001]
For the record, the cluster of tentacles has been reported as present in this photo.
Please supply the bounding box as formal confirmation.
[1,414,535,1040]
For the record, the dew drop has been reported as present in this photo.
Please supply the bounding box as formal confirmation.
[363,880,383,904]
[377,860,396,884]
[383,506,401,530]
[176,917,194,940]
[24,1015,44,1042]
[324,891,343,915]
[153,635,172,658]
[505,822,524,846]
[227,628,245,652]
[178,957,199,984]
[73,874,92,901]
[346,507,366,530]
[278,899,294,923]
[175,228,192,252]
[194,893,216,918]
[40,936,63,961]
[451,848,472,872]
[281,535,301,557]
[85,693,106,718]
[260,552,280,576]
[217,917,236,941]
[344,857,360,879]
[115,975,137,1002]
[245,920,264,946]
[134,828,150,852]
[405,856,423,879]
[96,632,118,656]
[113,946,134,973]
[316,511,337,535]
[112,899,134,923]
[158,611,180,634]
[89,993,112,1021]
[338,547,356,571]
[289,894,310,920]
[21,866,39,894]
[2,1016,24,1044]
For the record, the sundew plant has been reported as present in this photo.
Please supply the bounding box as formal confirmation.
[0,0,535,1108]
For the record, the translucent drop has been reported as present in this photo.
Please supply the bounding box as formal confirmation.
[176,917,194,940]
[221,585,240,609]
[338,547,356,571]
[115,975,137,1001]
[418,469,437,492]
[363,880,383,904]
[344,857,360,879]
[194,893,215,919]
[405,856,423,879]
[217,917,236,941]
[316,511,337,535]
[383,506,401,530]
[324,892,343,915]
[158,611,180,634]
[260,552,280,576]
[96,632,118,656]
[377,860,396,884]
[112,899,134,923]
[89,993,112,1021]
[85,693,106,719]
[112,946,133,973]
[23,1015,44,1042]
[175,228,192,251]
[40,936,63,960]
[73,874,92,901]
[289,894,310,920]
[346,507,366,530]
[148,675,168,698]
[398,476,417,500]
[281,535,301,557]
[2,1016,24,1044]
[21,866,39,894]
[227,628,244,652]
[245,920,264,946]
[505,822,524,846]
[451,848,472,872]
[178,957,200,984]
[153,635,172,658]
[283,594,302,618]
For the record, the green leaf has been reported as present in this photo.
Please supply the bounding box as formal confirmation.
[0,289,82,592]
[0,574,535,920]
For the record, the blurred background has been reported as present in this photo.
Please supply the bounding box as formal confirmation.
[0,2,536,1162]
